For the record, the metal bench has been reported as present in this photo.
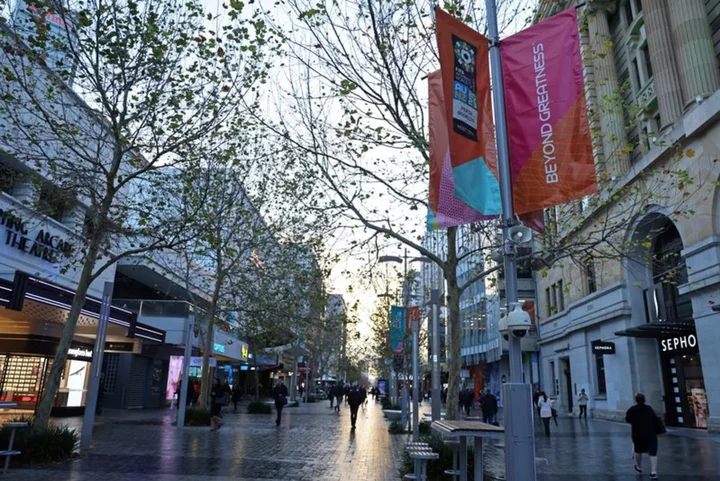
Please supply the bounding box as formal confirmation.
[0,422,28,474]
[406,447,439,481]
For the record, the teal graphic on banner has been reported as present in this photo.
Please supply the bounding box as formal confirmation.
[390,306,406,353]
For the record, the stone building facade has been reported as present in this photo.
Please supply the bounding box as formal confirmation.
[536,0,720,432]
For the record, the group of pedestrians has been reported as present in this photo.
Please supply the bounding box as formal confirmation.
[533,388,664,479]
[457,387,498,423]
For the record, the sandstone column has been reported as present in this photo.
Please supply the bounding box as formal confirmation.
[640,0,683,128]
[667,0,720,105]
[588,7,629,177]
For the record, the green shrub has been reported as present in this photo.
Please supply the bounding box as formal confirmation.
[419,421,431,435]
[0,418,77,465]
[184,407,211,426]
[381,397,392,409]
[400,434,499,481]
[247,401,272,414]
[388,420,406,434]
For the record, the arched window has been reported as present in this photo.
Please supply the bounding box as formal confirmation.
[651,221,692,322]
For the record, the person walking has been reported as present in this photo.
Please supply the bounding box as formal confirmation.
[272,379,289,427]
[329,384,336,409]
[533,388,542,417]
[578,389,589,419]
[626,393,663,479]
[210,378,226,432]
[481,389,498,424]
[360,384,368,408]
[335,383,344,413]
[460,387,473,417]
[347,384,364,429]
[232,382,242,413]
[538,392,553,437]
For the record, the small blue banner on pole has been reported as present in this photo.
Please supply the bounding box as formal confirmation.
[390,306,406,353]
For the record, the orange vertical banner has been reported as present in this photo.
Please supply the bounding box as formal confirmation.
[435,7,501,215]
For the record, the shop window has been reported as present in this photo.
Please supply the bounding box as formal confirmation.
[103,353,119,394]
[595,353,607,395]
[37,183,74,222]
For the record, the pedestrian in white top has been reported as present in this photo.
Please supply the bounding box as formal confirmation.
[578,389,589,419]
[538,392,553,437]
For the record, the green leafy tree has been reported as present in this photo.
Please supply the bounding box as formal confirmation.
[0,0,273,429]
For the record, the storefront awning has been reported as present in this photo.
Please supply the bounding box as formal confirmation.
[614,321,695,339]
[0,271,165,343]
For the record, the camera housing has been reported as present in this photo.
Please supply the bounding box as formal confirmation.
[498,302,531,340]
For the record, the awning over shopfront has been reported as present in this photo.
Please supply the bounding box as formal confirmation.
[614,321,695,339]
[0,271,165,343]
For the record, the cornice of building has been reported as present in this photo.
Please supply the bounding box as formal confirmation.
[536,0,618,22]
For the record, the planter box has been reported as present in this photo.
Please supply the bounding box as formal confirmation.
[383,410,410,421]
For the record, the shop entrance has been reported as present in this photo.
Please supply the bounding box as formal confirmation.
[560,357,573,413]
[660,337,708,428]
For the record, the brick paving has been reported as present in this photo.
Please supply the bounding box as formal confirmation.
[5,399,408,480]
[4,400,720,480]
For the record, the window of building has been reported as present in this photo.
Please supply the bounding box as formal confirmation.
[595,353,607,395]
[37,183,74,222]
[0,164,18,194]
[641,43,653,79]
[546,280,565,316]
[558,280,564,311]
[586,263,597,294]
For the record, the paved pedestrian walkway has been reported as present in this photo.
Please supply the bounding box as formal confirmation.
[5,400,407,481]
[5,400,720,480]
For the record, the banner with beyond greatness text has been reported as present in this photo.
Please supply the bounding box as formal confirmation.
[500,8,596,214]
[435,7,500,216]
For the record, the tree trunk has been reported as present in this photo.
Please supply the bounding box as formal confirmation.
[34,240,102,430]
[444,226,461,421]
[200,322,214,408]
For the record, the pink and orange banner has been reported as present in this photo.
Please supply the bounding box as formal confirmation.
[435,7,501,216]
[428,69,487,229]
[501,8,596,215]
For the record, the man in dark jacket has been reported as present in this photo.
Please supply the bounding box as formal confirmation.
[347,384,364,429]
[626,392,661,479]
[272,380,289,427]
[481,389,498,424]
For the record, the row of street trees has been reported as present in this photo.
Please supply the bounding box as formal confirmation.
[0,0,330,428]
[259,0,708,419]
[0,0,709,428]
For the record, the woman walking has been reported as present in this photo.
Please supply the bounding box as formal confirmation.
[538,392,553,437]
[626,393,662,479]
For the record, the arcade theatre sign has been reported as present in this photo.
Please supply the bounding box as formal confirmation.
[0,208,73,263]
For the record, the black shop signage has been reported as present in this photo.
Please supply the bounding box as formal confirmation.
[0,207,73,263]
[591,340,616,355]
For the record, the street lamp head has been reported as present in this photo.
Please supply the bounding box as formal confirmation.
[378,255,403,264]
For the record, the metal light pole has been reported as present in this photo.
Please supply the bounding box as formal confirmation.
[80,281,113,451]
[177,314,195,429]
[430,289,442,421]
[486,0,537,479]
[379,251,431,436]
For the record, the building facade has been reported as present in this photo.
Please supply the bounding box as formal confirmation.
[536,0,720,432]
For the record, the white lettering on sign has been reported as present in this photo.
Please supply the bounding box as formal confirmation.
[68,348,92,358]
[661,334,697,352]
[533,43,559,185]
